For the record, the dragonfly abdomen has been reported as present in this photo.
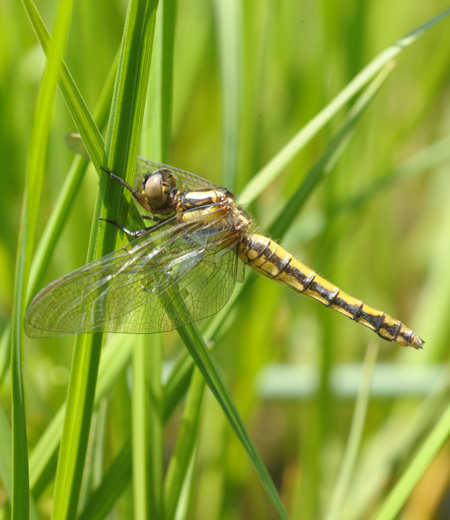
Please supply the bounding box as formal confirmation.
[238,234,423,349]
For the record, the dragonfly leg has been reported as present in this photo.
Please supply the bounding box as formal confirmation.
[99,218,164,238]
[141,214,167,223]
[100,166,150,211]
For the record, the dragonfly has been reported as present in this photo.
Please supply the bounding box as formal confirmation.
[25,134,424,349]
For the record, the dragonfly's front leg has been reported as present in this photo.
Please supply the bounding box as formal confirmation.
[100,166,152,212]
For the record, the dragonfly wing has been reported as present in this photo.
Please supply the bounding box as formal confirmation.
[102,245,240,335]
[65,133,92,161]
[65,133,217,190]
[25,210,240,337]
[135,156,218,190]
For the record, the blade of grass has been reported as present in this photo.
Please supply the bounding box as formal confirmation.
[27,52,118,299]
[0,324,10,386]
[77,438,132,520]
[325,344,378,520]
[29,337,134,499]
[163,367,205,520]
[22,0,104,167]
[146,335,164,519]
[269,61,395,238]
[132,341,152,519]
[333,134,450,215]
[213,0,242,190]
[12,0,74,518]
[177,323,289,520]
[0,403,13,503]
[142,0,176,163]
[136,0,176,513]
[238,7,450,206]
[51,2,160,516]
[374,400,450,520]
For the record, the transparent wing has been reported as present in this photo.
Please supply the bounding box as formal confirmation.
[135,157,218,190]
[25,207,241,338]
[65,132,217,191]
[65,133,92,161]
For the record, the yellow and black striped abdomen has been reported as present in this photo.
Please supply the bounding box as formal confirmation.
[238,234,423,349]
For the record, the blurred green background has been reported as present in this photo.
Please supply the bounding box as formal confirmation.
[1,1,450,519]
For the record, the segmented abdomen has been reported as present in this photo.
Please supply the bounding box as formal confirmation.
[238,234,423,349]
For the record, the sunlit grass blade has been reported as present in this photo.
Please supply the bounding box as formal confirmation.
[325,344,378,520]
[333,134,450,215]
[375,400,450,520]
[213,0,242,190]
[22,0,104,167]
[27,53,117,299]
[142,0,176,162]
[269,61,395,239]
[77,439,132,520]
[12,0,74,518]
[0,324,10,385]
[0,403,13,505]
[163,368,205,520]
[238,7,450,206]
[50,2,160,518]
[137,2,175,515]
[177,324,289,520]
[29,337,134,499]
[132,342,154,518]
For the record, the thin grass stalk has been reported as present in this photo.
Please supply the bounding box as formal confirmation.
[213,0,242,191]
[51,2,160,517]
[325,343,378,520]
[11,0,74,518]
[238,8,450,206]
[163,367,205,520]
[375,401,450,519]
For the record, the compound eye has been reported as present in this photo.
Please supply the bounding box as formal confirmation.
[143,172,168,209]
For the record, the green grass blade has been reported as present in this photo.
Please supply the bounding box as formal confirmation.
[269,61,394,239]
[51,2,160,518]
[135,1,175,514]
[50,333,104,520]
[213,0,242,190]
[22,0,104,167]
[29,337,133,499]
[146,338,164,518]
[333,134,450,215]
[27,54,117,299]
[238,7,450,206]
[325,344,378,520]
[163,368,205,520]
[77,439,132,520]
[12,0,74,518]
[177,324,289,520]
[375,401,450,520]
[0,324,10,385]
[132,342,152,518]
[142,0,176,162]
[0,402,13,502]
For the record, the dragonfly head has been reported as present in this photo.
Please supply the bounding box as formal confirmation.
[140,168,176,212]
